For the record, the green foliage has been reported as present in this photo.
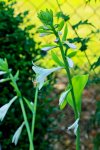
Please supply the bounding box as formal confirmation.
[51,51,64,67]
[0,1,52,150]
[38,9,53,26]
[72,20,95,30]
[58,20,65,31]
[91,57,100,70]
[0,58,8,72]
[24,97,34,113]
[93,133,100,150]
[67,51,77,58]
[62,24,68,41]
[67,75,89,112]
[59,75,89,111]
[56,11,70,21]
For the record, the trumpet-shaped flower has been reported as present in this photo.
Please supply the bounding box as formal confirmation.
[0,96,17,121]
[59,89,71,105]
[64,41,77,49]
[68,118,79,136]
[12,122,25,145]
[32,64,62,90]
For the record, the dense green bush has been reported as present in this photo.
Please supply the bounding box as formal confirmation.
[0,1,53,149]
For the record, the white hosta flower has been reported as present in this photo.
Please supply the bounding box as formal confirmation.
[68,118,79,136]
[58,31,62,35]
[12,122,25,145]
[39,33,50,37]
[59,89,71,105]
[0,96,17,121]
[41,46,57,51]
[32,64,62,90]
[67,57,74,68]
[0,71,6,75]
[64,41,77,49]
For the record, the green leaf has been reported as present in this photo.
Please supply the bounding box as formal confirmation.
[23,97,34,113]
[91,57,100,70]
[60,98,67,110]
[58,20,64,31]
[0,58,8,72]
[72,20,95,30]
[67,74,89,112]
[51,51,64,67]
[62,24,68,41]
[67,51,77,58]
[14,70,19,82]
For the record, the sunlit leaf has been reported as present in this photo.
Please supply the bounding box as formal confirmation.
[51,51,64,67]
[66,74,89,112]
[58,20,64,31]
[62,24,68,41]
[67,51,77,58]
[23,97,34,113]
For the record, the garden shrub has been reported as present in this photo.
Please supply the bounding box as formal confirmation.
[0,1,53,149]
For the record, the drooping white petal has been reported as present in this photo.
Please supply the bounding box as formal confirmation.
[68,118,79,136]
[0,71,6,75]
[12,122,25,145]
[32,64,62,90]
[39,33,50,37]
[41,46,57,51]
[59,89,71,105]
[64,41,77,49]
[67,57,74,68]
[0,96,17,121]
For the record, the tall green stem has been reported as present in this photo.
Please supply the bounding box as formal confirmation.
[9,73,34,150]
[31,86,38,139]
[19,98,34,150]
[52,26,80,150]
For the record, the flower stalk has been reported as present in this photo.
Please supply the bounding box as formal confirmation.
[51,25,80,150]
[31,85,38,140]
[9,73,34,150]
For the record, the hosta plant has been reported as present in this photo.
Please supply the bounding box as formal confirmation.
[0,9,89,150]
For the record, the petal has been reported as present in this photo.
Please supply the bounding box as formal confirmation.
[64,41,77,49]
[67,57,74,68]
[59,89,71,105]
[32,64,62,90]
[0,96,17,121]
[0,71,6,75]
[41,46,57,51]
[12,122,25,145]
[68,118,79,136]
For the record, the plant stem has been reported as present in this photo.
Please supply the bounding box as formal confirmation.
[9,73,34,150]
[19,98,34,150]
[52,26,80,150]
[31,86,38,140]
